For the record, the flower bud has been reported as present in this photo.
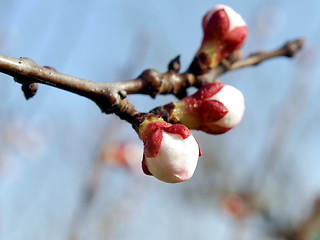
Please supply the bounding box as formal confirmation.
[197,4,248,69]
[173,82,245,134]
[138,117,201,183]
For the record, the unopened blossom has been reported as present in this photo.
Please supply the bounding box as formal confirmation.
[173,82,245,134]
[138,117,201,183]
[196,4,248,69]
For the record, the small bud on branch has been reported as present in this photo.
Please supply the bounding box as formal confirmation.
[137,116,201,183]
[173,82,245,134]
[149,82,245,134]
[189,5,248,75]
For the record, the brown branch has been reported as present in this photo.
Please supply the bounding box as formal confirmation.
[0,55,138,120]
[0,38,304,124]
[198,39,305,84]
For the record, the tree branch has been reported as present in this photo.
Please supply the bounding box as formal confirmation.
[198,39,305,84]
[0,38,304,124]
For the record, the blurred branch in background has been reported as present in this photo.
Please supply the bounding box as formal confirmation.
[277,197,320,240]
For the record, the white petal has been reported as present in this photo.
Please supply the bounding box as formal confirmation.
[209,85,245,128]
[210,4,247,31]
[145,132,199,183]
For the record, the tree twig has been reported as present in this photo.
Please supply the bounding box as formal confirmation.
[198,39,305,84]
[0,38,304,124]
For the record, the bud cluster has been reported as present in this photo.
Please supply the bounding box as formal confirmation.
[135,5,247,183]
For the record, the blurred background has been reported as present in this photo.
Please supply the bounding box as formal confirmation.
[0,0,320,239]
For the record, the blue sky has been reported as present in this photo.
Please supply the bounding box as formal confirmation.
[0,0,320,239]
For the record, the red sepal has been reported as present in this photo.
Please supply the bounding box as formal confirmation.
[192,82,224,100]
[147,122,171,133]
[201,99,228,122]
[203,9,229,40]
[201,124,231,135]
[163,124,192,139]
[142,155,152,175]
[195,139,202,156]
[221,25,248,58]
[140,121,171,143]
[144,128,163,158]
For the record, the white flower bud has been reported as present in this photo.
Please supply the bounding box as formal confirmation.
[138,119,201,183]
[144,131,199,183]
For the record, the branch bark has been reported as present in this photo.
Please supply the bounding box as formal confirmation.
[197,39,305,84]
[0,38,304,124]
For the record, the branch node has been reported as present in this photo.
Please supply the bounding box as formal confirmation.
[21,82,38,100]
[118,90,127,98]
[139,69,162,97]
[187,53,212,76]
[168,55,181,73]
[226,50,243,64]
[284,39,305,57]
